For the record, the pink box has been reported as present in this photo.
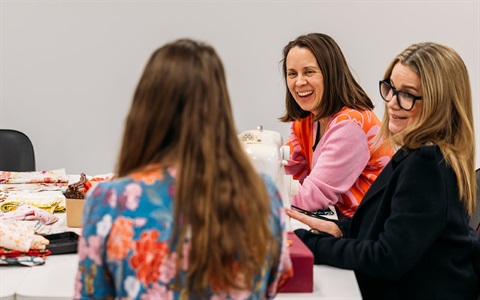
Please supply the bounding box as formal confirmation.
[279,232,314,293]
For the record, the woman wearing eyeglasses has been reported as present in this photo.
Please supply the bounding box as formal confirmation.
[280,33,394,219]
[286,42,480,299]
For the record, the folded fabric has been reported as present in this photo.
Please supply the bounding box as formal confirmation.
[31,234,51,250]
[0,203,59,225]
[0,221,50,252]
[0,191,65,213]
[0,247,51,258]
[0,182,69,193]
[0,168,68,184]
[0,247,50,266]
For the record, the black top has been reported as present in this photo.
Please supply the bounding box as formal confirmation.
[296,145,480,299]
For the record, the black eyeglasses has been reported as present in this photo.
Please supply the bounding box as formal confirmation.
[379,80,422,111]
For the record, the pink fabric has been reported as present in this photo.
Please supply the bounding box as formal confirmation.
[0,203,59,225]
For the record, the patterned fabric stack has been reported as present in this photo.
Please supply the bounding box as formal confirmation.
[0,169,69,213]
[0,169,69,266]
[0,221,51,266]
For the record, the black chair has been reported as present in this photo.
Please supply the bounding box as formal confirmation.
[0,129,36,171]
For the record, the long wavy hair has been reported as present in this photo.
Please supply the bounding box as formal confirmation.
[379,42,476,215]
[115,39,276,295]
[279,33,374,122]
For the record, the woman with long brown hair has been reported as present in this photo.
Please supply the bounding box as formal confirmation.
[75,38,292,299]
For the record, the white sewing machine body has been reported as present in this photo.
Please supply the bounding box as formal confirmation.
[239,126,293,208]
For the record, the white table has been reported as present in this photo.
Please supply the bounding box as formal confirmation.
[1,254,361,300]
[0,267,30,300]
[14,254,79,300]
[1,208,361,299]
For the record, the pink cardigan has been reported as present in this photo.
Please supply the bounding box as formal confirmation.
[286,107,393,217]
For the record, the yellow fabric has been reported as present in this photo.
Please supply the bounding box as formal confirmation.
[0,192,65,213]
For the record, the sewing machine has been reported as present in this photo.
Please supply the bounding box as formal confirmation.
[238,126,294,208]
[239,126,335,222]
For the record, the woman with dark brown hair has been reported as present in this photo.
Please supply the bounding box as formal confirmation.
[281,33,393,218]
[75,38,292,299]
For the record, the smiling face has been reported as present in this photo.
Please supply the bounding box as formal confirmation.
[387,63,423,135]
[286,46,324,116]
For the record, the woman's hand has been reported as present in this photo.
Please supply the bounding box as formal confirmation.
[285,207,343,238]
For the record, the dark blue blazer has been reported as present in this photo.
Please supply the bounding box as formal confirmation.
[296,145,480,299]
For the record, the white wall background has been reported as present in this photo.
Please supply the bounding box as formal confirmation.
[1,0,479,175]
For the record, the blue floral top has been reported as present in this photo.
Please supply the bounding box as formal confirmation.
[75,165,293,299]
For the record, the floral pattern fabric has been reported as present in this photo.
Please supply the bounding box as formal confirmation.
[0,220,50,251]
[0,169,69,203]
[0,247,50,266]
[0,169,68,184]
[0,218,51,266]
[75,165,292,299]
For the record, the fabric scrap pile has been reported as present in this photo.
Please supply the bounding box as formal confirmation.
[0,169,69,213]
[0,221,51,266]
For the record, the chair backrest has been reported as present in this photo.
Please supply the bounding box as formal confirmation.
[0,129,36,172]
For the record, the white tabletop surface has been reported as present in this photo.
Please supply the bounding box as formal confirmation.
[14,254,78,300]
[1,215,361,300]
[0,266,30,300]
[1,254,361,300]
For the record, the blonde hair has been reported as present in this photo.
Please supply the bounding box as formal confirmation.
[379,42,476,215]
[116,39,277,295]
